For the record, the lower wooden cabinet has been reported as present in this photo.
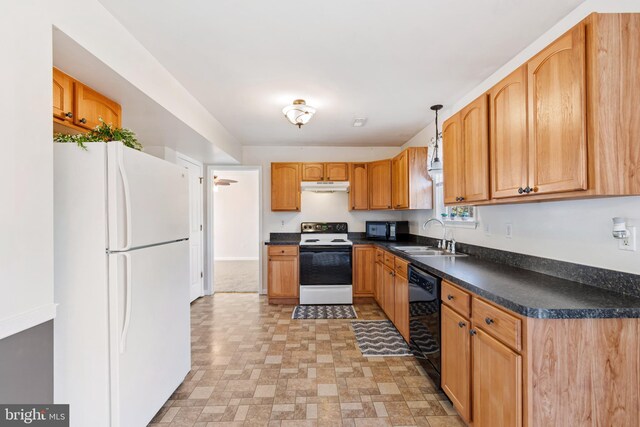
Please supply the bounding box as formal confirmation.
[382,264,395,320]
[267,245,299,303]
[374,259,383,306]
[441,304,472,422]
[472,328,522,427]
[393,269,409,342]
[353,245,375,297]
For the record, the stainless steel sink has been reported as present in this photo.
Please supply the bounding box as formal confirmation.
[392,245,467,258]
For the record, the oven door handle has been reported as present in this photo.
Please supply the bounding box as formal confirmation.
[299,246,353,253]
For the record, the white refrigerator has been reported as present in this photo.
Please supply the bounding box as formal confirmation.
[54,142,191,427]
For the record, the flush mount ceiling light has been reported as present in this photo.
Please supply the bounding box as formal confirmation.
[352,118,368,127]
[282,99,316,128]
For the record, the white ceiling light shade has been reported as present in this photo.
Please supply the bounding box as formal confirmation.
[282,99,316,128]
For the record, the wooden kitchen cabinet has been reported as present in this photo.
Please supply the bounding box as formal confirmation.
[382,264,395,320]
[442,114,464,205]
[74,82,122,130]
[460,95,490,203]
[52,68,121,132]
[53,68,74,123]
[393,265,409,342]
[302,163,325,181]
[349,163,369,210]
[368,160,392,210]
[267,245,299,303]
[490,66,529,199]
[441,304,471,422]
[325,163,349,181]
[472,328,522,427]
[374,255,383,306]
[271,163,301,211]
[391,147,432,210]
[353,245,375,297]
[527,23,587,196]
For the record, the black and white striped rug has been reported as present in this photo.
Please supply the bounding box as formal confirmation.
[351,320,412,357]
[292,305,357,319]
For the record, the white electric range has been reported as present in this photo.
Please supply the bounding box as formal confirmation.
[299,222,353,305]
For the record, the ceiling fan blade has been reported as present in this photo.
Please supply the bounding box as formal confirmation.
[215,182,231,186]
[218,179,238,183]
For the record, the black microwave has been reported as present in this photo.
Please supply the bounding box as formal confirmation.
[365,221,409,241]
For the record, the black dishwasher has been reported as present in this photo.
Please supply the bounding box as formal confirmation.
[408,265,442,388]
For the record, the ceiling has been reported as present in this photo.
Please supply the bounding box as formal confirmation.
[98,0,584,147]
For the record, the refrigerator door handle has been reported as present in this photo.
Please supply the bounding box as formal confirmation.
[118,145,133,251]
[119,252,133,353]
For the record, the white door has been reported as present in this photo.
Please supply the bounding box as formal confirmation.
[176,155,204,302]
[109,241,190,427]
[107,142,189,250]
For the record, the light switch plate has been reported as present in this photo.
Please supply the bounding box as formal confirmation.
[619,227,636,251]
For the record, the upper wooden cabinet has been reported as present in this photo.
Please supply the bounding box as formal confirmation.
[325,163,349,181]
[527,23,587,196]
[368,160,392,210]
[301,162,348,181]
[447,13,640,205]
[52,68,121,132]
[392,147,432,210]
[301,163,325,181]
[53,68,74,123]
[271,163,301,211]
[349,163,369,210]
[444,95,489,204]
[490,66,529,199]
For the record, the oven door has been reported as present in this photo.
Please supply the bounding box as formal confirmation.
[299,246,352,285]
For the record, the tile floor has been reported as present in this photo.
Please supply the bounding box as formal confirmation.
[149,293,465,427]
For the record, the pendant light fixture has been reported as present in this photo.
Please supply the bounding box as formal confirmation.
[428,104,444,180]
[282,99,316,128]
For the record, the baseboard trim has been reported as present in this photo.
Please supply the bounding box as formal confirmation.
[0,303,57,341]
[214,257,259,261]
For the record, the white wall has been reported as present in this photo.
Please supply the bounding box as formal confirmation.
[402,0,640,275]
[213,170,260,260]
[0,0,240,339]
[242,146,406,239]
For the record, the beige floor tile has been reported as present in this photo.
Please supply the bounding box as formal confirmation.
[317,384,338,397]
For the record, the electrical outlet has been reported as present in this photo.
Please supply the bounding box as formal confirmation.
[505,223,513,239]
[619,227,637,251]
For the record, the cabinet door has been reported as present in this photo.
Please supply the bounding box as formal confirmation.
[443,114,464,204]
[271,163,301,211]
[527,24,587,195]
[490,66,529,199]
[302,163,325,181]
[441,304,471,422]
[393,272,409,342]
[382,265,395,320]
[74,82,122,130]
[325,163,349,181]
[472,328,522,427]
[353,246,375,297]
[53,68,74,122]
[374,261,383,306]
[368,160,392,210]
[267,255,299,298]
[461,95,490,202]
[391,150,409,209]
[349,163,368,210]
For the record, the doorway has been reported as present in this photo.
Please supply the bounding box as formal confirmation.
[210,167,261,293]
[176,154,204,302]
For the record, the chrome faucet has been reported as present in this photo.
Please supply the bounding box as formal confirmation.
[422,218,447,250]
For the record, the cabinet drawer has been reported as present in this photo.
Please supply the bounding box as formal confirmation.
[472,297,522,351]
[394,257,409,278]
[383,251,394,268]
[441,280,471,318]
[375,249,384,263]
[268,245,299,256]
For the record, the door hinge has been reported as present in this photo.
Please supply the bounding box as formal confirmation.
[200,272,203,278]
[200,224,203,231]
[199,177,203,184]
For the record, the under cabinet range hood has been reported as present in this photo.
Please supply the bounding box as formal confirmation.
[301,181,350,193]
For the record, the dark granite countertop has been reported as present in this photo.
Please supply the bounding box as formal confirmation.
[265,238,640,319]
